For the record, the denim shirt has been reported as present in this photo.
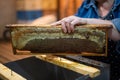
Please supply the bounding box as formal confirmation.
[75,0,120,54]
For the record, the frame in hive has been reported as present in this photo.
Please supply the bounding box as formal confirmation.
[6,24,112,56]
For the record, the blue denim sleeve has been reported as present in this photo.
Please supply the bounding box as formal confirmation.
[112,18,120,32]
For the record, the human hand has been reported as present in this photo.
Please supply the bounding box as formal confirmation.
[51,16,87,33]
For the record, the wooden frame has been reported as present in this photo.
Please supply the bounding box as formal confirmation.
[7,24,112,56]
[0,63,26,80]
[0,56,100,79]
[36,55,100,78]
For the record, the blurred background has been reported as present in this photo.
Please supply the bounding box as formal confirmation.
[0,0,83,64]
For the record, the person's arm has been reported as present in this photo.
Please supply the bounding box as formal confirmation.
[85,18,120,41]
[110,18,120,41]
[51,16,87,33]
[51,16,120,41]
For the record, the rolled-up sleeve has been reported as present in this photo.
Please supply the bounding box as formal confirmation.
[112,18,120,32]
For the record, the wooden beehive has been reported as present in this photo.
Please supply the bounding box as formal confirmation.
[0,56,101,79]
[6,24,112,56]
[36,55,100,78]
[0,63,26,80]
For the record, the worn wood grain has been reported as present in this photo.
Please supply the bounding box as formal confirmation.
[36,55,100,78]
[0,40,30,64]
[0,63,26,80]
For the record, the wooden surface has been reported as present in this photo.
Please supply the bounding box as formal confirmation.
[59,0,83,19]
[0,40,30,64]
[0,0,16,38]
[0,63,26,80]
[36,55,100,78]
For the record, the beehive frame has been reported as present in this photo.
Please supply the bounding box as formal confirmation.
[6,24,112,56]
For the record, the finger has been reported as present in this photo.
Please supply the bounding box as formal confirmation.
[70,20,80,32]
[64,18,74,33]
[66,22,71,33]
[70,23,75,33]
[51,21,61,26]
[70,19,87,32]
[61,21,67,33]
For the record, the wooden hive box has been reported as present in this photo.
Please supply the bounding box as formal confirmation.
[0,63,26,80]
[0,56,102,79]
[6,24,112,56]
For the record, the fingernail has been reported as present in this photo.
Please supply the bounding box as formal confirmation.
[68,31,71,33]
[64,31,67,33]
[64,30,67,33]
